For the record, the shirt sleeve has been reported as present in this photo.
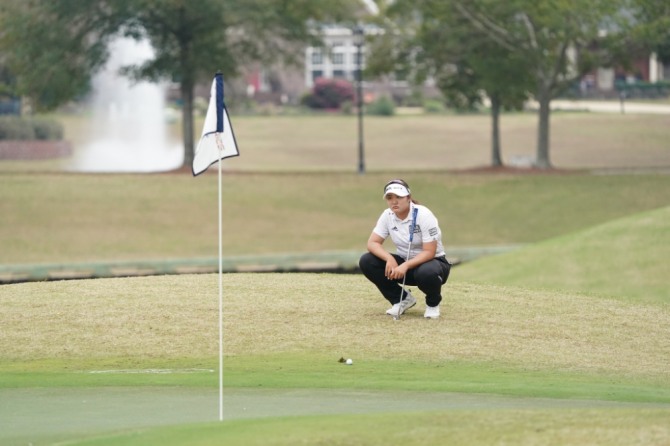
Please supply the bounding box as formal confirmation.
[372,211,390,239]
[419,208,440,244]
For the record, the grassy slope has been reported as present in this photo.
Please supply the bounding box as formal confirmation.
[1,173,670,263]
[456,206,670,304]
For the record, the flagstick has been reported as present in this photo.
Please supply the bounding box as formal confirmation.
[218,143,224,422]
[194,72,239,422]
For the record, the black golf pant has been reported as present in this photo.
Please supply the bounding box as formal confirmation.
[359,252,451,307]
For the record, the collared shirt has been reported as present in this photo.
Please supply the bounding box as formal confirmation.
[372,203,446,259]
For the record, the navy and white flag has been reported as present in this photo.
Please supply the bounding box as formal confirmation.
[192,73,240,176]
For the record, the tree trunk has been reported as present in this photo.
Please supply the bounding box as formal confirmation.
[181,81,195,169]
[535,87,552,169]
[490,94,503,167]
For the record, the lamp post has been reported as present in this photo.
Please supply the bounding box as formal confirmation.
[353,25,365,174]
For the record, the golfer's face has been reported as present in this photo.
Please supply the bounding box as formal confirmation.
[385,194,410,215]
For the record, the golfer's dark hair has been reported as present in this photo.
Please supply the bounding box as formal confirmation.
[384,178,419,204]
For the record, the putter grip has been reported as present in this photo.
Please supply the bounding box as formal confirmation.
[408,207,418,242]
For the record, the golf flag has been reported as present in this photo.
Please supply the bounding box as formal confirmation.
[192,72,240,421]
[192,72,239,176]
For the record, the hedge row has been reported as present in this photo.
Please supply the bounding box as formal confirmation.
[0,116,64,141]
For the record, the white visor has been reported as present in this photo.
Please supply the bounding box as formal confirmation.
[383,183,410,198]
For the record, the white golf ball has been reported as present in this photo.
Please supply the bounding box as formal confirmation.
[346,358,353,365]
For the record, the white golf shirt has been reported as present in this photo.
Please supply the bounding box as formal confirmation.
[372,203,445,260]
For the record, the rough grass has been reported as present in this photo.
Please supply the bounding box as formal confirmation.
[2,273,668,380]
[456,206,670,304]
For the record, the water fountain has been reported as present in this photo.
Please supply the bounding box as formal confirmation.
[70,37,183,172]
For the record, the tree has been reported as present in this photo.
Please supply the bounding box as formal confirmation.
[121,0,360,167]
[366,0,532,167]
[0,0,127,110]
[453,0,629,168]
[628,0,670,64]
[0,0,360,168]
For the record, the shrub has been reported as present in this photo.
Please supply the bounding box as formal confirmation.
[31,118,64,140]
[423,99,446,114]
[0,116,35,140]
[0,116,63,140]
[367,95,395,116]
[402,90,425,107]
[302,77,354,110]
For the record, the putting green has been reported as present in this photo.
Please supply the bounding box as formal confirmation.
[2,387,669,445]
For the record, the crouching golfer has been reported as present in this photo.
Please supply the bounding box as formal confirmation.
[359,179,451,319]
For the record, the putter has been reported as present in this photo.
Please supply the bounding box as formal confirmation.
[395,207,418,320]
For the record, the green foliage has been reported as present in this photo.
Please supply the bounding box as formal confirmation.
[366,95,395,116]
[0,0,125,111]
[401,89,424,107]
[0,116,64,140]
[422,99,446,114]
[31,117,64,140]
[0,64,17,98]
[627,0,670,63]
[0,116,34,140]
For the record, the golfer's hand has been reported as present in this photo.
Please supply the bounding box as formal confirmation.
[385,258,399,279]
[387,261,408,280]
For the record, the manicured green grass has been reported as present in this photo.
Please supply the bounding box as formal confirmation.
[67,408,670,446]
[4,354,670,404]
[456,206,670,304]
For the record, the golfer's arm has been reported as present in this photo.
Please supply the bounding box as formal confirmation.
[367,233,395,262]
[402,241,437,269]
